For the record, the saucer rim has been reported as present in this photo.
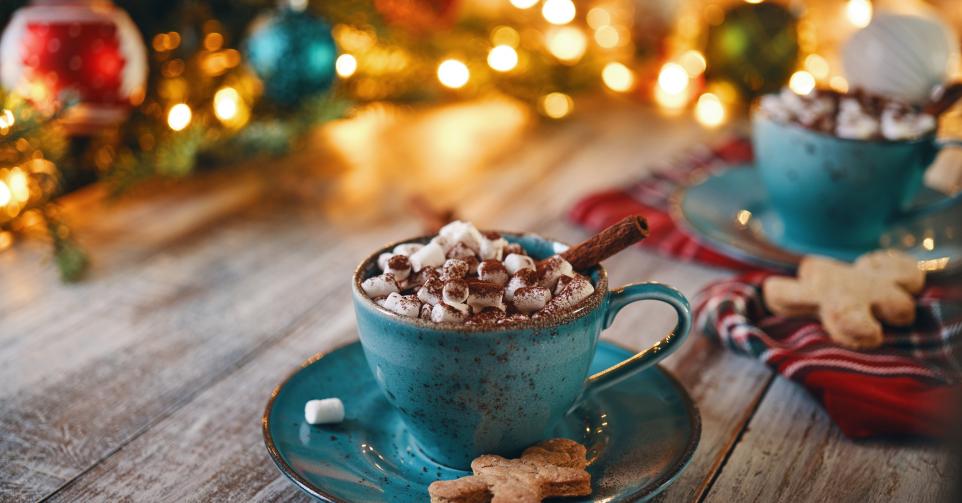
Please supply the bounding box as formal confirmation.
[669,165,798,272]
[670,165,962,274]
[262,340,702,503]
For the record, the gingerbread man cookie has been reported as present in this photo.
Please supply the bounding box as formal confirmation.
[763,250,925,349]
[428,438,591,503]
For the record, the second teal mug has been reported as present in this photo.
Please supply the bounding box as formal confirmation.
[753,115,962,248]
[352,232,692,469]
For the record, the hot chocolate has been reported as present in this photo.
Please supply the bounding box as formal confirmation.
[360,221,595,324]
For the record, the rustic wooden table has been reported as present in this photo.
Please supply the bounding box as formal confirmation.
[1,99,953,502]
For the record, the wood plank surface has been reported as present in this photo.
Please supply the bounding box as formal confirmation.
[703,378,954,503]
[1,99,953,502]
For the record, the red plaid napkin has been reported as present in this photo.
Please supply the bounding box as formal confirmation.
[568,136,758,270]
[695,272,962,439]
[569,137,962,438]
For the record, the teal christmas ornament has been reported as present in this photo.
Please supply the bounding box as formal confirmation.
[244,7,337,105]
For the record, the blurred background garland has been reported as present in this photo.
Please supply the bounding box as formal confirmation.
[0,0,958,281]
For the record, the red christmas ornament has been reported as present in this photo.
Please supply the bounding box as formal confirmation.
[374,0,460,33]
[0,0,147,133]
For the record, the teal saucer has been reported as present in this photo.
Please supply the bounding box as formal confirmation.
[263,341,700,502]
[673,166,962,275]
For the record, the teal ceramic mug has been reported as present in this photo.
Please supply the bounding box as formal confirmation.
[351,232,692,469]
[752,115,962,248]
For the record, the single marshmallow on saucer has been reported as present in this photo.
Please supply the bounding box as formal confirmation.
[385,255,412,281]
[431,302,467,323]
[383,292,422,318]
[409,242,446,272]
[305,398,345,425]
[361,274,399,298]
[478,259,509,286]
[503,253,535,275]
[513,286,552,314]
[466,280,505,311]
[537,256,574,291]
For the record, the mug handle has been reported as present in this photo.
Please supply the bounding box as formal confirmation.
[897,139,962,220]
[581,282,692,396]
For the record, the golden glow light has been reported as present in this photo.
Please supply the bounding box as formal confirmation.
[0,231,11,251]
[830,75,850,92]
[336,54,358,77]
[846,0,873,28]
[804,54,829,80]
[167,103,192,131]
[542,0,576,25]
[437,59,470,89]
[594,25,619,49]
[541,92,573,119]
[0,109,15,130]
[586,7,610,29]
[0,182,10,206]
[546,27,587,63]
[789,70,816,95]
[745,0,764,4]
[695,93,726,127]
[8,168,28,202]
[213,87,240,122]
[657,62,689,95]
[487,45,519,72]
[602,62,634,92]
[491,26,520,47]
[509,0,538,9]
[679,50,707,77]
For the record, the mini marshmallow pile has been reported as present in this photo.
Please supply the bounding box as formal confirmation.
[361,221,595,324]
[758,87,935,141]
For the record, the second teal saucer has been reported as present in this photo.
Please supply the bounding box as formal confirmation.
[263,341,700,502]
[673,166,962,274]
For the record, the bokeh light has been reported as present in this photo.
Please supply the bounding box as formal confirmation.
[602,62,634,92]
[657,62,689,95]
[542,0,576,25]
[789,70,816,95]
[491,26,520,47]
[804,54,829,80]
[487,45,519,72]
[510,0,538,9]
[594,25,620,49]
[679,50,706,77]
[437,59,470,89]
[167,103,192,131]
[846,0,873,28]
[541,92,573,119]
[695,93,726,127]
[336,54,358,77]
[213,87,240,122]
[546,27,587,63]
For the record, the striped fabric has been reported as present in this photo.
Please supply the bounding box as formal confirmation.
[696,273,962,438]
[568,136,757,270]
[570,137,962,438]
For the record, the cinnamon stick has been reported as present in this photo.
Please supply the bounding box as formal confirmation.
[557,215,649,271]
[924,82,962,117]
[408,195,457,234]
